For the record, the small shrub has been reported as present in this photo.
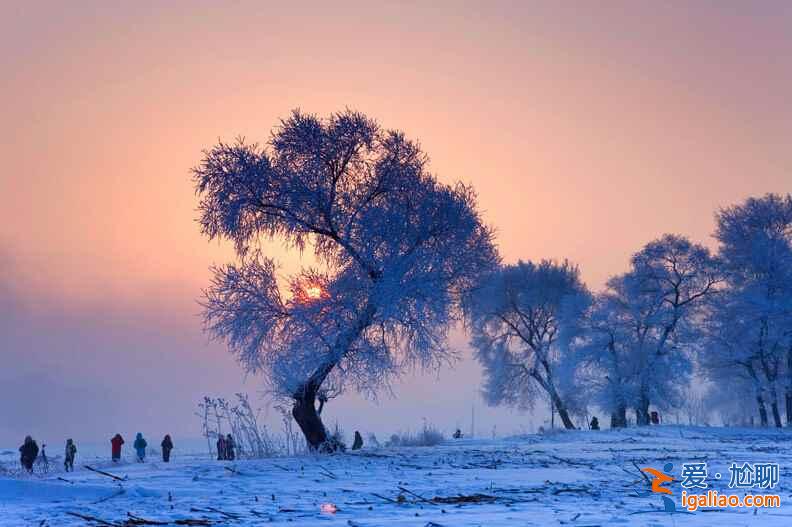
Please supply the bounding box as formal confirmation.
[386,422,445,447]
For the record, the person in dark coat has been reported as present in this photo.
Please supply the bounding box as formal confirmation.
[589,416,600,430]
[111,433,125,462]
[133,433,148,462]
[225,434,236,461]
[161,434,174,463]
[651,411,661,425]
[351,431,364,450]
[64,439,77,471]
[19,436,39,473]
[216,435,226,460]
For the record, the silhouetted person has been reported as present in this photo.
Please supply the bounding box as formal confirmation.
[161,434,173,463]
[589,416,600,430]
[225,434,236,461]
[111,433,125,462]
[216,435,226,460]
[64,439,77,471]
[651,411,660,425]
[352,431,363,450]
[453,428,463,439]
[19,436,39,473]
[133,433,148,462]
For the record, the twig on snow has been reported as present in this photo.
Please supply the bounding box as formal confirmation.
[397,486,436,505]
[84,465,128,482]
[93,487,126,504]
[64,512,121,527]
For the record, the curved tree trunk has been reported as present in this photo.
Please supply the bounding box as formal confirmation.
[292,384,329,450]
[554,400,576,430]
[531,368,576,430]
[548,388,576,430]
[291,305,377,451]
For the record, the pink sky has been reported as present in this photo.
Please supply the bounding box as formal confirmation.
[1,1,790,445]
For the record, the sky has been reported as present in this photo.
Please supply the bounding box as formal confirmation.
[1,1,791,447]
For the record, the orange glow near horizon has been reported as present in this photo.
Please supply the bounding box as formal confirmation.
[2,2,791,306]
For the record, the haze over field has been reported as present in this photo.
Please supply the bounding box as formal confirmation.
[2,1,791,446]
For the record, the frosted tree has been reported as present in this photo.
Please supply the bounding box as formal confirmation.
[701,291,781,426]
[466,260,590,430]
[193,110,497,450]
[711,193,792,426]
[574,235,720,426]
[618,235,720,425]
[572,289,639,428]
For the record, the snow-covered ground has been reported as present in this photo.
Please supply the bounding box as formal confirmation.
[1,426,791,526]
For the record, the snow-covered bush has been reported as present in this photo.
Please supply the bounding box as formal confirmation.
[386,423,444,447]
[197,394,277,459]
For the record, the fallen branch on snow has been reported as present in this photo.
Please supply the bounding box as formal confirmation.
[84,465,128,482]
[93,487,127,504]
[65,512,121,527]
[397,486,436,506]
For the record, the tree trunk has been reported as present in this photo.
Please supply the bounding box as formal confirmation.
[533,360,575,430]
[539,374,575,430]
[635,392,650,426]
[769,387,783,428]
[610,405,627,428]
[771,401,783,428]
[757,395,769,427]
[292,386,329,451]
[786,349,792,426]
[553,398,576,430]
[785,390,792,427]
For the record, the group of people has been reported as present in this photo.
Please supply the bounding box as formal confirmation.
[215,434,236,460]
[18,433,175,473]
[18,436,75,474]
[110,433,174,463]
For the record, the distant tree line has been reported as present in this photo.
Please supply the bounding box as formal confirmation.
[468,194,791,430]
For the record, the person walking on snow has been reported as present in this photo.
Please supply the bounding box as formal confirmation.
[133,433,147,462]
[64,439,77,471]
[111,433,125,462]
[225,434,236,461]
[161,434,173,463]
[19,436,39,473]
[216,435,226,460]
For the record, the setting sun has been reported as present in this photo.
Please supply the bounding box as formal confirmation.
[305,285,323,300]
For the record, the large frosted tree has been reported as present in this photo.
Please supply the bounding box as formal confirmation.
[572,288,639,428]
[193,110,497,450]
[574,235,720,426]
[466,260,590,430]
[709,194,792,426]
